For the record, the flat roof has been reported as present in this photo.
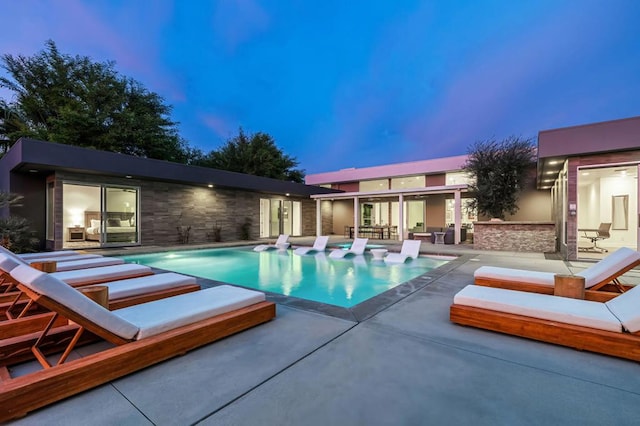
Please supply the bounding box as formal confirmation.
[305,155,468,185]
[1,138,341,197]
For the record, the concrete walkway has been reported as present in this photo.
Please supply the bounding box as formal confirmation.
[9,244,640,425]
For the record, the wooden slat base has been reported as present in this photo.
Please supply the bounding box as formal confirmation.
[0,301,275,422]
[450,304,640,361]
[474,278,622,302]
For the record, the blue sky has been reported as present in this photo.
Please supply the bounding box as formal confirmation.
[2,1,639,174]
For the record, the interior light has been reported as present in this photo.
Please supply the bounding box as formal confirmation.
[581,172,590,176]
[285,193,290,196]
[545,171,555,175]
[548,160,559,165]
[207,184,213,188]
[28,169,38,173]
[125,175,132,179]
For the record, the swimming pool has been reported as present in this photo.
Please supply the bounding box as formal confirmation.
[120,247,450,308]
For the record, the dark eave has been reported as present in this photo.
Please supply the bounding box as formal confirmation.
[3,138,342,198]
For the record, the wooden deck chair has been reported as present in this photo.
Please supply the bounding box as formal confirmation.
[17,250,81,261]
[329,238,368,259]
[384,240,422,264]
[253,234,290,252]
[473,247,640,302]
[0,264,275,422]
[293,236,330,256]
[450,284,640,362]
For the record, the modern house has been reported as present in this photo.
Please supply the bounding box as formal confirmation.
[538,115,640,260]
[0,138,338,251]
[307,115,640,261]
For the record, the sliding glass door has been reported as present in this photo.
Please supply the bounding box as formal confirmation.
[61,182,139,248]
[260,198,302,237]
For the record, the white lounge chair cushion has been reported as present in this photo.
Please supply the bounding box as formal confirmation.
[605,285,640,333]
[454,285,622,332]
[27,253,102,264]
[19,250,79,260]
[104,272,198,299]
[53,257,125,272]
[0,254,22,273]
[474,266,555,286]
[51,264,152,285]
[115,285,266,339]
[10,264,140,340]
[576,247,640,287]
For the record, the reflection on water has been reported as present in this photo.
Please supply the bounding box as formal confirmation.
[121,247,449,308]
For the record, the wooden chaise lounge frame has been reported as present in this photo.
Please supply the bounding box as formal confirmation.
[450,305,640,362]
[475,258,640,303]
[0,283,276,422]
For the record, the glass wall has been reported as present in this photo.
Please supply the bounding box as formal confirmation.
[390,175,425,190]
[446,172,474,186]
[260,198,302,237]
[360,179,389,192]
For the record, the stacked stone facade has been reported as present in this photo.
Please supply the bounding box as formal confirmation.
[474,221,556,252]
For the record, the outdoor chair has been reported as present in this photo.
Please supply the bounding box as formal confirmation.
[294,236,330,256]
[254,234,290,251]
[0,264,275,422]
[450,284,640,361]
[384,240,422,264]
[329,238,368,259]
[473,247,640,302]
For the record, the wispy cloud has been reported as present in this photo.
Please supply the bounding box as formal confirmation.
[200,112,236,141]
[212,0,271,52]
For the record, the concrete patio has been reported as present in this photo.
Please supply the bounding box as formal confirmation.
[8,243,640,425]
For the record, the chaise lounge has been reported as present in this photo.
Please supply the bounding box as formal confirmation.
[450,284,640,361]
[473,247,640,302]
[294,236,329,256]
[384,240,422,264]
[0,264,276,422]
[329,238,368,259]
[253,234,290,252]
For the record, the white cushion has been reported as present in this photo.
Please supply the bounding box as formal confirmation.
[0,254,22,273]
[51,264,152,285]
[10,264,139,340]
[114,285,266,339]
[474,266,555,287]
[400,240,421,258]
[19,250,79,260]
[454,285,622,332]
[27,254,102,264]
[605,285,640,333]
[577,247,640,288]
[104,272,198,299]
[54,257,125,272]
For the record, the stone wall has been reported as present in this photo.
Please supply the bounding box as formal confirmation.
[474,221,556,252]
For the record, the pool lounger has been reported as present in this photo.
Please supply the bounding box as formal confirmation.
[474,247,640,302]
[450,284,640,361]
[384,240,421,264]
[294,236,329,256]
[18,250,81,261]
[329,238,368,259]
[254,234,290,251]
[0,264,275,422]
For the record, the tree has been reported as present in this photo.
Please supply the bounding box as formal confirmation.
[194,128,305,182]
[464,136,536,219]
[0,191,38,253]
[0,40,190,162]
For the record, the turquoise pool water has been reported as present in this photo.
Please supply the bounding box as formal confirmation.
[120,247,450,308]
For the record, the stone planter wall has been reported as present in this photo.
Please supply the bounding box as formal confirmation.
[474,221,556,252]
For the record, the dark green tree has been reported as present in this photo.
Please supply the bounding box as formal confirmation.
[0,40,190,162]
[464,136,536,219]
[0,191,38,253]
[194,128,305,182]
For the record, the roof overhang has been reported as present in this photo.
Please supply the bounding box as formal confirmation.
[311,184,468,200]
[2,138,342,198]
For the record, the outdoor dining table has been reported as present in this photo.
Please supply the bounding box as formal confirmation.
[348,226,397,239]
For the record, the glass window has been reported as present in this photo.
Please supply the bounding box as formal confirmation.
[46,182,54,240]
[360,179,388,192]
[390,175,425,190]
[446,172,474,186]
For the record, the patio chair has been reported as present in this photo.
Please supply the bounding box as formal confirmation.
[0,246,124,273]
[18,250,81,261]
[473,247,640,302]
[20,253,101,263]
[293,236,330,256]
[450,284,640,361]
[384,240,422,264]
[253,234,290,252]
[0,264,275,422]
[329,238,368,259]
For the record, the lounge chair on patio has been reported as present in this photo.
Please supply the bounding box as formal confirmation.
[0,246,124,273]
[294,236,330,256]
[473,247,640,302]
[18,250,80,261]
[384,240,422,264]
[253,234,290,251]
[450,284,640,361]
[329,238,368,259]
[0,264,275,422]
[22,253,102,263]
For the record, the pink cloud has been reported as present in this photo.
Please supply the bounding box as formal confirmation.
[200,112,235,139]
[212,0,270,52]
